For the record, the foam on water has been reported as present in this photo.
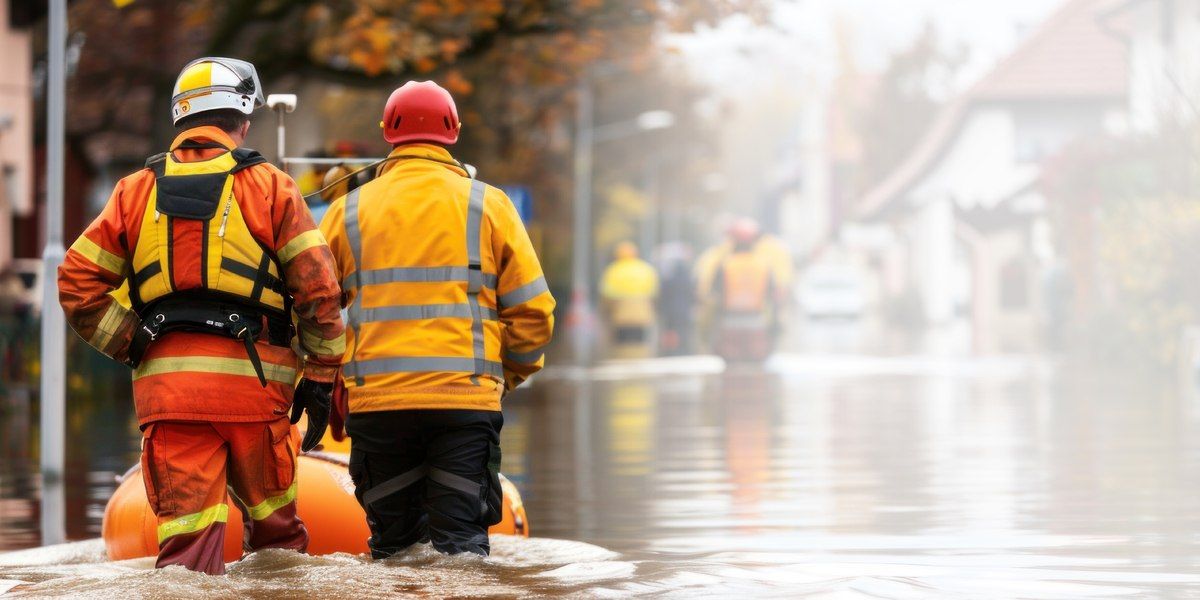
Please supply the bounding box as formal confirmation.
[0,536,638,599]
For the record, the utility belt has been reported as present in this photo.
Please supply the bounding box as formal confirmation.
[126,293,294,387]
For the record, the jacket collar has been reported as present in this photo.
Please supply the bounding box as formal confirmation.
[379,143,467,178]
[170,126,238,152]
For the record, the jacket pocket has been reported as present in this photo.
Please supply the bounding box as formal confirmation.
[267,419,297,492]
[139,424,163,514]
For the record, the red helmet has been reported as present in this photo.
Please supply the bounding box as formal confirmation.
[380,81,460,146]
[728,217,761,245]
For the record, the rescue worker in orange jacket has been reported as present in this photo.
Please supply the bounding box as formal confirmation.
[58,58,345,575]
[319,81,555,557]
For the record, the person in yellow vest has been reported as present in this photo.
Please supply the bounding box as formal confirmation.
[58,57,345,575]
[319,81,554,558]
[599,241,660,359]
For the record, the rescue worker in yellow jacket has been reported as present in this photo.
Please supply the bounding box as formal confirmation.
[319,81,555,557]
[599,241,659,358]
[58,58,345,575]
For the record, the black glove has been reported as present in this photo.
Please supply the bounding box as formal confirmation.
[290,378,333,453]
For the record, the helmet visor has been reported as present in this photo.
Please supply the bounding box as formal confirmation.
[175,57,266,110]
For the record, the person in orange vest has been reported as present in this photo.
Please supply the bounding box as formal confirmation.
[58,57,345,575]
[701,217,781,361]
[319,81,554,557]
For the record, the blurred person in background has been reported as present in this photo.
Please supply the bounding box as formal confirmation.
[655,241,695,356]
[305,141,368,224]
[697,217,787,362]
[319,80,554,558]
[600,241,660,359]
[295,148,331,198]
[57,57,346,575]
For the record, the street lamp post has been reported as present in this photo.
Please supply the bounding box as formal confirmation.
[40,0,68,546]
[567,79,675,366]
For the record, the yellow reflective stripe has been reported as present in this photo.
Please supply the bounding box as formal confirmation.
[246,481,297,521]
[176,62,213,95]
[157,503,228,543]
[69,236,125,275]
[278,229,327,264]
[134,356,297,384]
[299,326,346,356]
[88,302,130,351]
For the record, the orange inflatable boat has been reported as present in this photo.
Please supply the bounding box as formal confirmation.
[102,450,529,562]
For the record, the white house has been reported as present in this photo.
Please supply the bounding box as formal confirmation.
[854,0,1127,353]
[1102,0,1200,132]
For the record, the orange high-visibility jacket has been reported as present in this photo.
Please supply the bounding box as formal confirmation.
[319,144,555,413]
[59,126,345,426]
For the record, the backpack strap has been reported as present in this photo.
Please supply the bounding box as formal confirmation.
[230,147,268,173]
[145,152,168,176]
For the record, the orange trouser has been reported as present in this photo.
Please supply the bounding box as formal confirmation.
[140,418,307,575]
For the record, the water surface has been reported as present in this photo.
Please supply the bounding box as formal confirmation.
[2,354,1199,597]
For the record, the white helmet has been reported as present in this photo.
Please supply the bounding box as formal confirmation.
[171,57,265,124]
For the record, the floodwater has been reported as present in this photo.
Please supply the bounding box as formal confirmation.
[3,349,1200,597]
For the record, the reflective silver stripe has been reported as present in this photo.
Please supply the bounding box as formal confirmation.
[361,303,498,323]
[465,179,487,384]
[498,276,549,308]
[504,347,545,364]
[427,467,482,497]
[354,356,503,377]
[343,188,365,384]
[343,267,498,289]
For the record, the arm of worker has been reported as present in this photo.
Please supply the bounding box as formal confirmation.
[317,195,354,307]
[490,188,555,391]
[58,178,139,364]
[270,169,345,383]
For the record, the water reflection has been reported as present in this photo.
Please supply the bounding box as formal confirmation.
[4,355,1200,596]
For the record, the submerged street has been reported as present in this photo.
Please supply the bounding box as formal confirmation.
[3,349,1199,597]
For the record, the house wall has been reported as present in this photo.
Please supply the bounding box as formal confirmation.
[0,0,32,269]
[1126,0,1200,132]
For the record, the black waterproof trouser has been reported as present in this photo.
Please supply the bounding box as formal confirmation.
[347,409,503,557]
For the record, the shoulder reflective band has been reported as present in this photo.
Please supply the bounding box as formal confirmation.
[69,236,126,275]
[498,276,549,308]
[465,179,486,385]
[343,188,366,385]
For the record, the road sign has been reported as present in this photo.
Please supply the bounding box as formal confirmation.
[501,185,533,224]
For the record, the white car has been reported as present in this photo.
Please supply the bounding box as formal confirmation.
[798,266,866,319]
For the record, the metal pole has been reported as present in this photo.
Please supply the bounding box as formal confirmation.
[567,78,596,366]
[39,0,68,546]
[274,107,286,166]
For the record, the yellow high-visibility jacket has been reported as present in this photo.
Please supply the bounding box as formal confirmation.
[320,144,555,413]
[599,257,659,327]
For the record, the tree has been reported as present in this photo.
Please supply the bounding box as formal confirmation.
[36,0,761,291]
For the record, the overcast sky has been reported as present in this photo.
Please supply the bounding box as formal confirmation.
[669,0,1062,97]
